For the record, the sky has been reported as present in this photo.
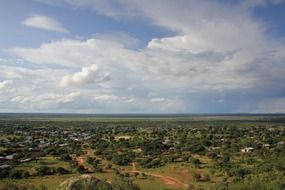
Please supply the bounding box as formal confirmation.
[0,0,285,113]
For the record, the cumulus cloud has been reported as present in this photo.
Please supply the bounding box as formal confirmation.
[22,14,68,33]
[17,0,285,91]
[5,0,285,113]
[10,92,80,109]
[12,38,135,67]
[0,65,83,111]
[12,36,261,92]
[60,64,111,87]
[93,32,140,48]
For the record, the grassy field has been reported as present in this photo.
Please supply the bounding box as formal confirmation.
[0,172,181,190]
[2,154,193,190]
[15,157,73,174]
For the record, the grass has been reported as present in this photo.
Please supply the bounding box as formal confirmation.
[0,174,79,190]
[135,176,173,190]
[15,156,73,174]
[4,149,223,190]
[0,173,182,190]
[139,162,222,190]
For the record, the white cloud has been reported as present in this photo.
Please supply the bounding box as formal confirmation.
[150,97,165,103]
[60,64,111,87]
[124,98,134,103]
[12,38,136,68]
[10,92,80,108]
[0,80,13,91]
[0,65,83,110]
[4,0,285,113]
[22,14,68,33]
[94,94,119,102]
[93,32,139,48]
[94,95,136,104]
[28,0,284,91]
[12,34,263,92]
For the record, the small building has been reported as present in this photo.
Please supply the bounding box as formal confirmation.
[20,158,32,163]
[241,147,254,153]
[38,143,50,148]
[162,139,171,145]
[59,143,68,147]
[0,164,10,169]
[263,144,271,148]
[5,154,15,160]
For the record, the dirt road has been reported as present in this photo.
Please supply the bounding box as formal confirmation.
[125,162,191,190]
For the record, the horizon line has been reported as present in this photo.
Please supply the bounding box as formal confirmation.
[0,112,285,115]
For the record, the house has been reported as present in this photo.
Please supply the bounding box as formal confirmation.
[38,142,50,148]
[162,138,171,145]
[5,154,16,160]
[0,164,10,169]
[59,143,68,147]
[263,144,271,148]
[241,147,254,153]
[20,158,32,163]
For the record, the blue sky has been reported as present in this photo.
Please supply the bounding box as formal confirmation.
[0,0,285,113]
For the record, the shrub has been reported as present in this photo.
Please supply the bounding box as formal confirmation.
[56,167,70,175]
[192,172,201,182]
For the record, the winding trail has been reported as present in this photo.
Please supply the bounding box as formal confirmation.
[123,162,192,190]
[76,144,194,189]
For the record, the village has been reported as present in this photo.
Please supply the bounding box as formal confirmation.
[0,116,284,190]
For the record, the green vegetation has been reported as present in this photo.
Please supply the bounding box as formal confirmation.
[0,114,284,189]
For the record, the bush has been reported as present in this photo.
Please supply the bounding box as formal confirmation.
[140,158,163,168]
[0,183,47,190]
[59,154,72,161]
[203,174,211,181]
[77,165,88,174]
[94,166,103,173]
[112,179,141,190]
[105,164,112,169]
[9,170,25,179]
[190,144,205,153]
[56,167,70,175]
[111,153,132,166]
[213,174,285,190]
[36,166,55,176]
[191,158,201,168]
[0,169,10,179]
[192,172,201,182]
